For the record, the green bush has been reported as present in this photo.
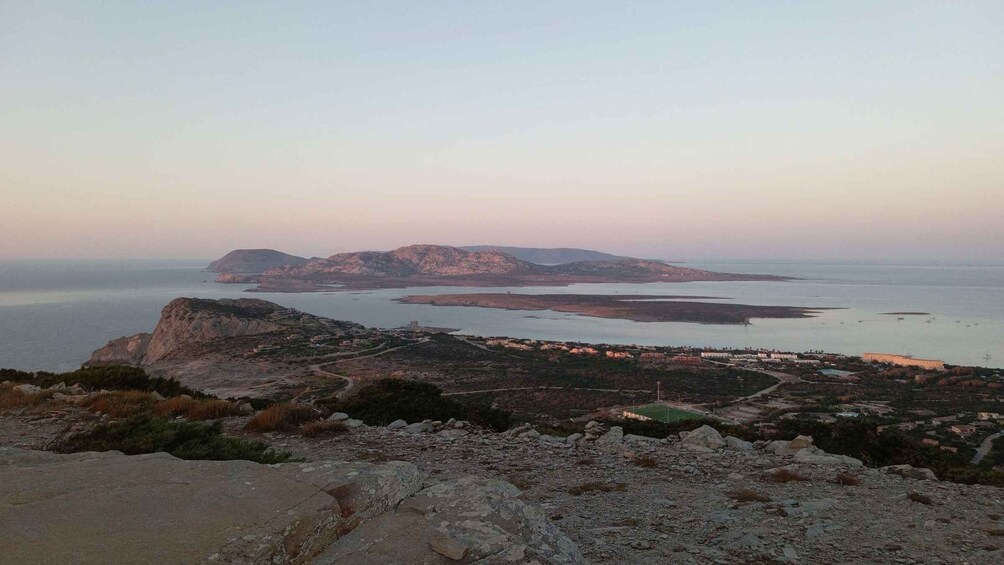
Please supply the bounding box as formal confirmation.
[54,414,290,464]
[327,378,511,431]
[3,365,202,398]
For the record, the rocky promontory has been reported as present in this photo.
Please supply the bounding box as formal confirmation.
[208,249,309,274]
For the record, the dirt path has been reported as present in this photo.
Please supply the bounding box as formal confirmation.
[972,430,1003,464]
[308,339,429,400]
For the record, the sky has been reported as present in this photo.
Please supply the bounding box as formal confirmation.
[2,2,1003,262]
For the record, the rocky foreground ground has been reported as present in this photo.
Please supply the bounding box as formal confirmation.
[4,398,1004,565]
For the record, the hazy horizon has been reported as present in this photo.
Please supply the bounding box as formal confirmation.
[3,2,1003,262]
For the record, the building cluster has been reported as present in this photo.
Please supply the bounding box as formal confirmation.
[698,351,818,365]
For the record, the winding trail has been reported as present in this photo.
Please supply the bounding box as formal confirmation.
[308,339,429,400]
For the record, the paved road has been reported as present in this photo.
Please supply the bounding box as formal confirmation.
[972,430,1003,464]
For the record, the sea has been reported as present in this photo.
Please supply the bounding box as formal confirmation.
[1,259,1002,372]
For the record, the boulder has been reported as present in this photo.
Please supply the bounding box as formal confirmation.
[405,421,436,434]
[387,419,408,430]
[150,391,166,402]
[12,384,42,396]
[594,426,624,449]
[679,425,725,451]
[345,418,365,429]
[316,476,585,564]
[725,436,754,451]
[789,435,814,449]
[566,433,583,445]
[882,464,939,481]
[793,446,863,467]
[327,412,350,422]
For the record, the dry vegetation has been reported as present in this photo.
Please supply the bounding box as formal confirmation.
[153,397,242,420]
[567,481,627,496]
[908,491,933,505]
[632,454,658,468]
[728,489,771,503]
[834,471,861,486]
[245,403,320,432]
[0,386,55,411]
[300,420,348,438]
[82,391,155,418]
[765,468,810,483]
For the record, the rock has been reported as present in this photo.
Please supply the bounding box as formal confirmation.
[679,425,725,451]
[789,435,814,449]
[595,426,624,449]
[238,402,254,415]
[1,448,584,564]
[520,429,542,440]
[624,434,660,444]
[724,436,753,451]
[405,421,436,433]
[429,532,469,560]
[793,446,863,467]
[318,476,586,564]
[150,391,166,402]
[783,545,800,561]
[630,540,652,550]
[327,412,350,422]
[765,440,799,456]
[882,464,939,481]
[566,433,583,445]
[345,418,365,429]
[387,419,408,430]
[12,384,42,396]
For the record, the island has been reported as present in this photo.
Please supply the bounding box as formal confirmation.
[210,244,790,291]
[396,293,825,324]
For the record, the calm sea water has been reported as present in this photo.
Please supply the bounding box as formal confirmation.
[1,259,1001,372]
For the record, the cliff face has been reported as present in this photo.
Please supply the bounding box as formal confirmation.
[89,298,287,365]
[267,244,540,278]
[88,332,153,366]
[207,249,309,274]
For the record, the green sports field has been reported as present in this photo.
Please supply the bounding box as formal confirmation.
[627,404,704,422]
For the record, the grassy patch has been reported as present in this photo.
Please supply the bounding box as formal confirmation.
[627,404,703,422]
[0,385,56,410]
[54,414,290,463]
[245,403,320,432]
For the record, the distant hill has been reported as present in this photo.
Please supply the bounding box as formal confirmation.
[207,249,309,274]
[266,244,536,278]
[460,246,634,264]
[256,244,785,291]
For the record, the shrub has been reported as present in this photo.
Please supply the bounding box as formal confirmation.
[153,397,242,420]
[245,403,319,432]
[567,481,626,496]
[834,471,861,486]
[766,468,810,483]
[54,414,290,463]
[300,420,348,438]
[0,385,55,410]
[328,379,511,432]
[728,489,771,503]
[633,454,658,468]
[6,365,203,398]
[82,391,156,418]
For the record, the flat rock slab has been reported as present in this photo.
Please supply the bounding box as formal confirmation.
[0,448,584,565]
[0,448,421,564]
